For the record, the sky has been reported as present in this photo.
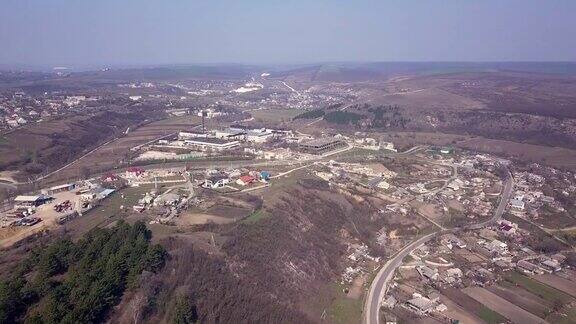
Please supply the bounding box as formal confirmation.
[1,0,575,68]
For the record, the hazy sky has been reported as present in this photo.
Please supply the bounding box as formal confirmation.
[1,0,575,67]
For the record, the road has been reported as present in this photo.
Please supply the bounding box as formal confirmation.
[365,232,439,324]
[467,170,514,230]
[280,81,301,96]
[364,168,514,324]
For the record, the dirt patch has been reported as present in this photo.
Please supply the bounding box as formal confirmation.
[447,199,465,212]
[206,205,252,219]
[454,249,486,263]
[0,226,24,240]
[176,212,236,225]
[346,275,366,300]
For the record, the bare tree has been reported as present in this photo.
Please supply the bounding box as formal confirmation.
[129,292,147,324]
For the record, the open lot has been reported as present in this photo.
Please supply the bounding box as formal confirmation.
[0,190,80,248]
[176,212,236,225]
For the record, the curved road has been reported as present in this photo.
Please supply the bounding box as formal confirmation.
[365,232,438,324]
[364,169,514,324]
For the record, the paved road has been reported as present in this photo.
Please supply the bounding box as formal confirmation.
[364,168,514,324]
[365,232,439,324]
[467,170,514,230]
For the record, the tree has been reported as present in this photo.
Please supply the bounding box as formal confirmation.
[130,292,147,324]
[172,296,197,324]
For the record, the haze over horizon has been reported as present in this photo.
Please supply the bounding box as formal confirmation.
[2,0,576,68]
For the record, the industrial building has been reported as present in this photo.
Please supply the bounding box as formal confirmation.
[184,137,240,151]
[298,138,346,154]
[14,195,53,207]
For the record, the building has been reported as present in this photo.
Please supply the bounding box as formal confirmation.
[43,183,76,195]
[14,195,53,207]
[80,187,114,201]
[517,260,543,274]
[101,173,120,182]
[246,128,274,143]
[486,239,508,255]
[260,171,271,181]
[215,129,246,140]
[298,138,346,154]
[126,167,145,179]
[184,137,240,151]
[236,175,256,186]
[153,193,180,206]
[497,220,518,236]
[510,198,525,210]
[406,297,436,315]
[203,176,229,189]
[416,265,439,281]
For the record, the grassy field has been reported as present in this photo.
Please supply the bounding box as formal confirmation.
[477,306,507,324]
[263,167,314,204]
[242,209,269,224]
[327,283,363,324]
[65,185,155,239]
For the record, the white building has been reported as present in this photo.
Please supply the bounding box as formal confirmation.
[184,138,240,151]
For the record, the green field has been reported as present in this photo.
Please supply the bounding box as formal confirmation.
[327,283,363,324]
[67,185,156,238]
[241,209,269,224]
[477,305,508,324]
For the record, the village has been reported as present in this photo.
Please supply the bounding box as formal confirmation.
[1,111,576,324]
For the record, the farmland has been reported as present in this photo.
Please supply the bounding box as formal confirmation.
[464,286,547,323]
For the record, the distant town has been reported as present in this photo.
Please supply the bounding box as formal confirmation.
[1,63,576,323]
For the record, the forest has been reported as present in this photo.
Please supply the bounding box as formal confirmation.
[293,109,325,120]
[0,221,167,323]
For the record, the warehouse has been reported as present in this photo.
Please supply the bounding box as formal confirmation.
[14,195,53,207]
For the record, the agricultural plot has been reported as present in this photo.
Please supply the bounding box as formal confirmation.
[504,272,574,305]
[463,287,547,324]
[487,284,551,319]
[441,287,507,324]
[534,274,576,298]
